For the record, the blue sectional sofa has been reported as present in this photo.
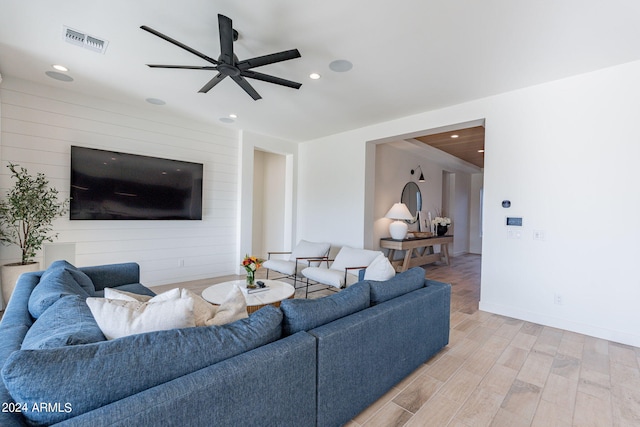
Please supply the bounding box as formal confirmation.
[0,261,450,427]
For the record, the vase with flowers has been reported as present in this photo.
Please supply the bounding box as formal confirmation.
[241,255,264,289]
[431,216,452,236]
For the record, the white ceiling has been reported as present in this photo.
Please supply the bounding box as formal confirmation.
[1,0,640,142]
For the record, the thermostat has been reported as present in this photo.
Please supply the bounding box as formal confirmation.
[506,217,523,226]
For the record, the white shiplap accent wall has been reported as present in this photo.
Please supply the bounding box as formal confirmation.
[0,77,240,286]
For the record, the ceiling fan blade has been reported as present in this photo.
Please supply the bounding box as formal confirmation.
[230,75,262,100]
[237,49,301,70]
[241,70,301,89]
[141,25,218,65]
[218,14,234,65]
[146,64,218,70]
[198,73,227,93]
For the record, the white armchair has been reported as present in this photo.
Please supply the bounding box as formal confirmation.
[262,240,331,288]
[301,246,383,298]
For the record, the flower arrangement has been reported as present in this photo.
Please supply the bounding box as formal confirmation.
[241,255,264,288]
[431,216,451,226]
[431,216,451,236]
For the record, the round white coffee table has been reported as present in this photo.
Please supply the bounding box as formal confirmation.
[201,279,295,314]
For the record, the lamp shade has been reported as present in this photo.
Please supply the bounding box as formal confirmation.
[385,203,414,220]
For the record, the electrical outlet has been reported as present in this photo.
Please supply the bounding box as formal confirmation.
[554,293,563,305]
[178,259,185,267]
[533,230,545,241]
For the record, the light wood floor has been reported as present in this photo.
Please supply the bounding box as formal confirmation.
[156,254,640,427]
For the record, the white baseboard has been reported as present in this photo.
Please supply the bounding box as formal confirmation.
[479,301,640,348]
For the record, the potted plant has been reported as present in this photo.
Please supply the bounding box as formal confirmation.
[0,163,68,308]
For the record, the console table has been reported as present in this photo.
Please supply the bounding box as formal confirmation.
[380,235,453,272]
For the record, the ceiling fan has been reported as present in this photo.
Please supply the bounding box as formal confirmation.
[141,14,302,100]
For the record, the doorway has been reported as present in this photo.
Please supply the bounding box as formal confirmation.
[252,149,291,257]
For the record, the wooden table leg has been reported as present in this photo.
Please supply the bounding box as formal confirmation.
[401,249,413,272]
[441,243,450,266]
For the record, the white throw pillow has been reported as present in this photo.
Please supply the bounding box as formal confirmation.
[87,289,195,340]
[363,253,396,281]
[330,247,383,273]
[181,289,218,327]
[104,287,213,325]
[206,284,248,326]
[103,288,153,302]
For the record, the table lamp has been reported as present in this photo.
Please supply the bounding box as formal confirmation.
[385,203,414,240]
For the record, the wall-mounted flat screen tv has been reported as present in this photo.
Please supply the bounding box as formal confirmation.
[70,146,203,220]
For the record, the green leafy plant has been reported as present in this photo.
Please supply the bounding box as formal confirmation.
[0,163,69,265]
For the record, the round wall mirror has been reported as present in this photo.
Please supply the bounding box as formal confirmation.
[401,182,422,224]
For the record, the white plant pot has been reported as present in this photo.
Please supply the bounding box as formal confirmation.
[1,262,40,310]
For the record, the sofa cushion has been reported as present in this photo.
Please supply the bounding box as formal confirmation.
[28,267,92,319]
[21,295,105,350]
[86,289,195,339]
[280,281,370,335]
[49,260,96,294]
[368,267,426,305]
[1,305,283,426]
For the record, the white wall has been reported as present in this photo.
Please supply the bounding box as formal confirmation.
[298,60,640,347]
[451,172,471,255]
[469,173,484,254]
[297,135,367,248]
[251,150,265,256]
[0,77,240,286]
[373,142,444,248]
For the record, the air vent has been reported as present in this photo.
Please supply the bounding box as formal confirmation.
[63,26,109,54]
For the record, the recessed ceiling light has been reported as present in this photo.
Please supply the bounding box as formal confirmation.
[309,73,321,80]
[52,64,68,72]
[229,113,237,119]
[219,117,235,123]
[451,134,459,139]
[45,71,73,82]
[145,98,166,105]
[329,59,353,72]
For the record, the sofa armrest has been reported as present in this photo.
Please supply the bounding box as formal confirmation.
[309,283,450,427]
[0,272,42,427]
[80,263,140,291]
